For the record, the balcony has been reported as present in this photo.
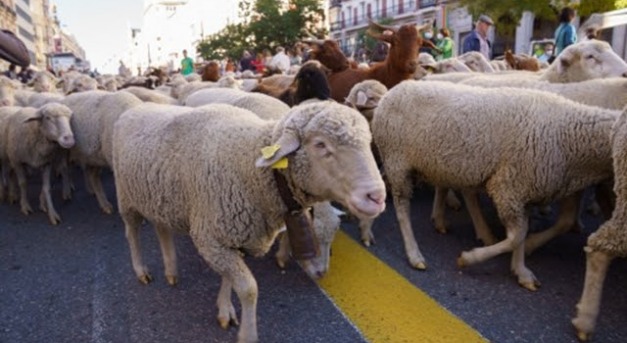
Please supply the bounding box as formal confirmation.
[330,1,439,32]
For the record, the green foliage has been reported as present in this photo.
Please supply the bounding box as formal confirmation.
[198,0,326,61]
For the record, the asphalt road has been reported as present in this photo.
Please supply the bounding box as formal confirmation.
[1,169,626,343]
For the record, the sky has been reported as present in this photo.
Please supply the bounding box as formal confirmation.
[53,0,240,74]
[53,0,144,73]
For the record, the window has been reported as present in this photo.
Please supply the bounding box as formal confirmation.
[367,3,372,19]
[398,0,404,14]
[382,0,387,17]
[354,7,358,25]
[341,11,345,29]
[16,5,32,24]
[18,26,33,41]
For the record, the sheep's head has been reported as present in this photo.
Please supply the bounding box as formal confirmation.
[298,202,342,279]
[308,40,349,73]
[67,75,98,94]
[550,40,627,82]
[30,71,57,92]
[24,103,74,149]
[505,51,540,72]
[256,102,386,219]
[293,61,330,103]
[345,80,388,121]
[459,51,494,72]
[202,61,220,82]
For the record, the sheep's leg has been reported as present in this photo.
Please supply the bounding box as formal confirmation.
[431,187,448,234]
[461,189,497,246]
[525,193,581,255]
[87,166,113,214]
[0,162,7,202]
[121,209,151,284]
[459,195,537,290]
[572,247,614,341]
[195,242,258,343]
[445,189,462,210]
[39,165,61,225]
[155,224,177,286]
[13,163,32,215]
[57,156,73,201]
[394,194,426,270]
[8,170,18,204]
[275,232,290,268]
[216,277,239,329]
[595,181,615,220]
[358,217,376,246]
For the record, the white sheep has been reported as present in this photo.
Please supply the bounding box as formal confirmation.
[370,80,617,291]
[112,101,386,343]
[572,108,627,341]
[0,76,18,106]
[0,103,75,224]
[29,70,59,93]
[540,40,627,82]
[175,76,243,103]
[120,86,179,105]
[61,90,143,213]
[185,88,288,120]
[457,51,495,73]
[344,79,388,122]
[66,74,99,94]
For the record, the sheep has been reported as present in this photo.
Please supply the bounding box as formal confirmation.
[344,79,388,122]
[257,74,295,90]
[274,201,343,279]
[572,108,627,341]
[29,70,59,93]
[503,50,541,71]
[201,61,220,82]
[540,40,627,82]
[251,61,331,106]
[66,74,99,94]
[26,92,65,108]
[0,103,75,224]
[421,71,482,83]
[121,86,179,105]
[61,90,143,213]
[176,76,243,103]
[0,106,21,202]
[457,51,495,73]
[185,88,288,120]
[311,21,423,102]
[370,80,617,290]
[111,101,386,342]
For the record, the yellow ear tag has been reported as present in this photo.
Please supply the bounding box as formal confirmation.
[261,144,281,159]
[271,157,288,169]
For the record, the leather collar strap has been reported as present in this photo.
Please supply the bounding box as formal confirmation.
[273,170,320,260]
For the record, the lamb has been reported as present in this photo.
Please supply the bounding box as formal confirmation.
[121,86,179,105]
[185,88,288,120]
[274,201,343,279]
[572,108,627,341]
[370,80,617,290]
[0,103,75,224]
[111,101,386,342]
[61,90,143,213]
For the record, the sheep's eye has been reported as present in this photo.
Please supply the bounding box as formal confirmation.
[586,54,595,60]
[315,141,326,149]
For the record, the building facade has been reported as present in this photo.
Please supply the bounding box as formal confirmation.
[14,0,36,65]
[0,0,16,33]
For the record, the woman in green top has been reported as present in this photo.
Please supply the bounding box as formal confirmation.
[435,28,454,61]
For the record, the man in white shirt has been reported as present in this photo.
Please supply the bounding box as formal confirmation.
[268,46,291,74]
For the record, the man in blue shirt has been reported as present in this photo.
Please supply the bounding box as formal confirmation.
[462,14,494,60]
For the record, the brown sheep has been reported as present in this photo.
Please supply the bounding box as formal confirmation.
[504,50,541,71]
[201,61,220,82]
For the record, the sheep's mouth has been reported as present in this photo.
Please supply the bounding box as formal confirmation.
[346,197,385,219]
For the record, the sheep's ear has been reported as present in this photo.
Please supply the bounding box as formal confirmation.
[23,114,42,123]
[255,132,300,168]
[355,91,368,107]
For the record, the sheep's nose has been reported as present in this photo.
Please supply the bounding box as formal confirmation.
[622,71,627,78]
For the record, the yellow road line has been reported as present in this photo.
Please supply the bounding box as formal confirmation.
[318,230,486,343]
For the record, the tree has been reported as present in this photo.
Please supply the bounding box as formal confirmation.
[356,17,394,54]
[197,0,326,61]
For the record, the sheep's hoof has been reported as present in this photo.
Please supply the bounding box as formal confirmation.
[519,281,540,292]
[362,239,371,247]
[166,275,178,286]
[413,262,427,270]
[275,254,288,269]
[576,331,590,342]
[49,215,61,226]
[21,207,33,216]
[457,256,466,268]
[217,315,239,330]
[138,274,153,285]
[101,206,114,215]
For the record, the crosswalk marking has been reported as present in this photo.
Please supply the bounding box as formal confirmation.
[318,230,486,343]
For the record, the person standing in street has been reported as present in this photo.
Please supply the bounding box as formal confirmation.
[435,28,454,60]
[180,49,194,75]
[462,14,494,60]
